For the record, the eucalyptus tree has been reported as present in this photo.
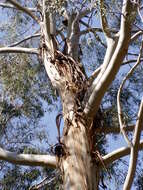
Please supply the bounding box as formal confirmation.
[0,0,143,190]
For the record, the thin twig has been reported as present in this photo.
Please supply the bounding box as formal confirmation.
[123,99,143,190]
[79,27,103,35]
[138,6,143,22]
[0,3,38,12]
[78,7,95,19]
[29,171,60,190]
[95,124,135,134]
[117,39,143,147]
[8,33,40,47]
[122,58,143,65]
[99,0,112,39]
[131,30,143,42]
[88,66,102,85]
[7,0,40,23]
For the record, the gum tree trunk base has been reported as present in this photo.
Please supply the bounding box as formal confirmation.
[60,115,99,190]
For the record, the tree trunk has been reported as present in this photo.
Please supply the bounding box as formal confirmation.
[61,113,99,190]
[44,50,99,189]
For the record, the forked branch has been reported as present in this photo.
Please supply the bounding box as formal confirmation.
[41,0,56,53]
[131,3,143,42]
[84,0,138,119]
[88,66,102,85]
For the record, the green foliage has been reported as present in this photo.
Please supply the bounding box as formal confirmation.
[0,31,58,187]
[0,165,62,190]
[0,0,143,189]
[0,166,40,190]
[46,0,67,12]
[135,170,143,190]
[0,53,57,121]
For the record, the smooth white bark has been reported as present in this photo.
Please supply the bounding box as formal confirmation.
[0,2,38,12]
[103,140,143,166]
[123,100,143,190]
[117,40,143,147]
[0,147,57,168]
[84,0,138,119]
[0,47,39,54]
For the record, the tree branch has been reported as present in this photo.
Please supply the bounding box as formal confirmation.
[122,58,143,65]
[123,99,143,190]
[29,172,59,190]
[78,7,95,20]
[84,0,138,119]
[88,66,102,85]
[95,124,135,134]
[68,12,80,60]
[0,2,38,12]
[7,0,40,23]
[41,0,54,53]
[0,47,39,54]
[131,30,143,42]
[0,147,57,168]
[9,33,40,47]
[79,27,103,35]
[138,4,143,22]
[99,0,112,39]
[130,3,143,41]
[79,29,107,48]
[80,20,117,34]
[117,39,143,147]
[102,140,143,166]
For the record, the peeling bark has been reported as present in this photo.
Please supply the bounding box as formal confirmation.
[0,1,140,189]
[42,47,99,189]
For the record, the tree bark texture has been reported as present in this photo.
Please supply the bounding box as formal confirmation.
[43,49,98,189]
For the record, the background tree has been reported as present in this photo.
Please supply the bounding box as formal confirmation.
[0,0,143,189]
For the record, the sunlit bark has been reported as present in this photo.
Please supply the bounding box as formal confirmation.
[0,0,141,189]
